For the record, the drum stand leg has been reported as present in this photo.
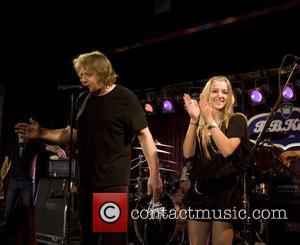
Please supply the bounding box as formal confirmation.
[132,154,149,244]
[241,166,268,245]
[241,171,251,245]
[180,230,186,245]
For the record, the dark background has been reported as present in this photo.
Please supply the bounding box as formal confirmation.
[0,0,299,163]
[0,3,299,243]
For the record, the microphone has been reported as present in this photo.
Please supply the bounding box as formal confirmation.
[294,55,300,62]
[58,84,85,91]
[19,143,25,158]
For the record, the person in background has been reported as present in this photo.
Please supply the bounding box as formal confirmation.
[15,50,163,245]
[2,131,66,221]
[182,76,250,245]
[280,150,300,167]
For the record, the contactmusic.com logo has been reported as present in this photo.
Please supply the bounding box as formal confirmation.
[93,193,128,232]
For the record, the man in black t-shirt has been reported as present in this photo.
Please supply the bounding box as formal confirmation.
[16,51,163,245]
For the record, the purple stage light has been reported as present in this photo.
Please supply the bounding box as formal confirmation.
[250,89,263,103]
[162,100,174,112]
[282,85,294,100]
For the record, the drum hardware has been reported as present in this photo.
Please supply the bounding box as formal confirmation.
[238,170,260,245]
[232,164,265,244]
[131,154,148,203]
[131,160,147,171]
[131,155,144,162]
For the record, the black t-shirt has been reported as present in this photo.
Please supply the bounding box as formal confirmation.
[5,139,45,180]
[189,113,251,181]
[75,85,147,190]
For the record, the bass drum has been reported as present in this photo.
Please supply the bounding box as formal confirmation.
[133,192,177,245]
[254,144,283,176]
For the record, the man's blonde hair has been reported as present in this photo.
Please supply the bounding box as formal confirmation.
[73,51,117,86]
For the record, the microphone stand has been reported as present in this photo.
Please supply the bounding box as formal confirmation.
[252,62,298,151]
[65,91,76,244]
[244,59,298,244]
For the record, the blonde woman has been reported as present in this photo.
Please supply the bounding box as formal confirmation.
[183,76,250,245]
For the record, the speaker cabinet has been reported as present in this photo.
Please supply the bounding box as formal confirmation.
[35,178,68,244]
[267,200,300,244]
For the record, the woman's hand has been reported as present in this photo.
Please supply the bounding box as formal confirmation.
[183,94,200,121]
[199,94,213,124]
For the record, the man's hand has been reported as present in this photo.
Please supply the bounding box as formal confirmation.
[46,145,67,159]
[15,118,41,139]
[147,175,163,202]
[280,150,300,167]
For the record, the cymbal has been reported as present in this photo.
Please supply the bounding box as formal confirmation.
[159,159,179,165]
[250,131,289,140]
[154,140,174,148]
[141,166,179,174]
[130,177,148,181]
[132,147,171,154]
[159,167,180,173]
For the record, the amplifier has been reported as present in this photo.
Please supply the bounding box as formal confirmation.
[270,177,300,200]
[48,159,76,178]
[268,199,300,244]
[35,178,68,244]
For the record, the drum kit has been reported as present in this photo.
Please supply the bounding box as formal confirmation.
[129,140,188,244]
[250,131,294,179]
[234,131,296,244]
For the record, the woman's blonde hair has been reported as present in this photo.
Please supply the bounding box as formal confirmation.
[73,51,118,86]
[197,76,234,159]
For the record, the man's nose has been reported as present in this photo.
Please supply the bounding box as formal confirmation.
[80,77,87,83]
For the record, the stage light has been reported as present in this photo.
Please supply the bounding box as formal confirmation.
[282,84,296,101]
[142,93,156,115]
[162,99,175,113]
[144,103,154,113]
[248,88,265,106]
[247,83,271,106]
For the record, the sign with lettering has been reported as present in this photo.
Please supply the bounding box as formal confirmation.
[248,103,300,150]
